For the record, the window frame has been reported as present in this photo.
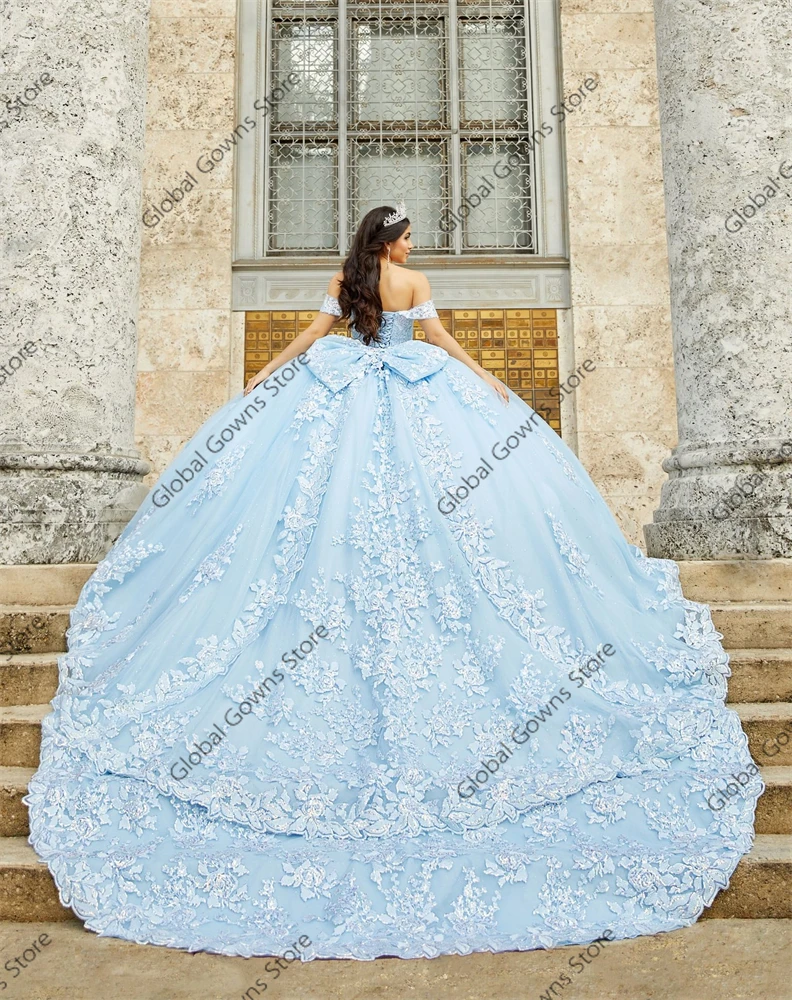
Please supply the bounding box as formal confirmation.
[233,0,569,307]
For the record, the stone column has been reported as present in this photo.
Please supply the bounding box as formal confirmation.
[0,0,151,564]
[644,0,792,559]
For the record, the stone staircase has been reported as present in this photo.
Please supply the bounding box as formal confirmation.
[0,562,790,923]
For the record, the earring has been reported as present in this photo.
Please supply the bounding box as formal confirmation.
[386,244,390,268]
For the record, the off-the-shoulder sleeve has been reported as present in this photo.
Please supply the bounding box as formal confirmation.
[320,293,342,317]
[404,299,438,319]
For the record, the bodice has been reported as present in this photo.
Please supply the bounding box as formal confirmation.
[320,293,438,348]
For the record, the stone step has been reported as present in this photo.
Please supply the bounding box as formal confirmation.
[755,767,792,836]
[0,767,35,837]
[700,835,792,919]
[710,604,792,649]
[0,564,95,607]
[0,607,70,656]
[0,705,49,769]
[0,653,60,707]
[0,839,73,922]
[677,559,792,604]
[726,649,792,703]
[0,835,786,923]
[735,703,792,766]
[0,764,781,838]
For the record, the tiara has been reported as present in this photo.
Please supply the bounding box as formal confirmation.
[382,200,407,228]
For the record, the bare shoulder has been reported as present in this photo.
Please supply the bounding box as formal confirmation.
[327,270,344,295]
[409,270,432,303]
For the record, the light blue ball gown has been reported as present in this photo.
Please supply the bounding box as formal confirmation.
[26,294,761,959]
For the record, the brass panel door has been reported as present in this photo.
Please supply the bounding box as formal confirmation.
[244,309,560,432]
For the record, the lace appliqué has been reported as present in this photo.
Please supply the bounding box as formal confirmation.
[179,524,245,604]
[443,364,499,426]
[544,508,604,598]
[402,300,437,320]
[47,388,359,778]
[320,293,342,317]
[187,446,249,516]
[320,294,437,321]
[25,325,761,962]
[629,545,730,697]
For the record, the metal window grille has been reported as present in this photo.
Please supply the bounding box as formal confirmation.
[265,0,535,255]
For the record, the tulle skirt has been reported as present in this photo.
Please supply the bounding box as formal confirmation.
[25,334,760,958]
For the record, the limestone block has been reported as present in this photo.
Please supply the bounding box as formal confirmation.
[137,309,231,372]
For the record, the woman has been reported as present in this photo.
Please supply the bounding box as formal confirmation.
[27,204,760,960]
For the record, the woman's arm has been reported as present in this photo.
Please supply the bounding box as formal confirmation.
[244,273,343,396]
[413,274,509,405]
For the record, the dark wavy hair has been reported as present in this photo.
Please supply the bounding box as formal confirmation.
[338,206,410,345]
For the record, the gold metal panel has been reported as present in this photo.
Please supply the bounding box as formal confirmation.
[244,308,561,432]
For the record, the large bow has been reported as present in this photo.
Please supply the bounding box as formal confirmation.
[305,334,449,392]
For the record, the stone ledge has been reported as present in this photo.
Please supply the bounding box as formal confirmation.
[710,605,792,650]
[733,703,792,766]
[677,559,792,603]
[0,654,60,707]
[0,706,50,769]
[0,609,71,656]
[702,835,792,920]
[726,649,792,703]
[0,565,94,606]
